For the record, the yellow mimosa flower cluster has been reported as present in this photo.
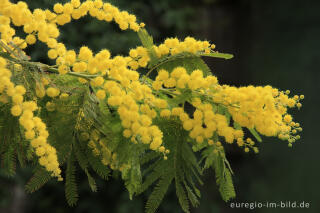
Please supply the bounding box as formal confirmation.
[153,67,218,90]
[151,66,302,152]
[103,79,169,155]
[127,46,150,70]
[154,37,215,58]
[0,0,142,74]
[127,38,216,71]
[0,56,62,180]
[214,85,303,145]
[151,67,246,148]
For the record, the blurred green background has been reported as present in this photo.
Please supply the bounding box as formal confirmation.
[1,0,319,212]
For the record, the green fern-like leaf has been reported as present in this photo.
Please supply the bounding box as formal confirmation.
[138,161,162,194]
[249,128,263,142]
[85,169,97,192]
[0,109,18,176]
[201,144,236,202]
[137,28,157,64]
[200,52,233,59]
[212,151,236,202]
[143,118,203,213]
[145,174,174,213]
[86,148,110,180]
[74,143,89,171]
[123,163,142,199]
[25,167,52,193]
[65,153,79,206]
[175,180,190,213]
[140,151,160,165]
[185,184,200,207]
[155,54,211,76]
[219,169,236,202]
[1,147,16,177]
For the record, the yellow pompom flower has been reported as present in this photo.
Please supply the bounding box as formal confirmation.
[150,137,162,150]
[78,78,88,84]
[141,135,152,144]
[154,99,167,109]
[129,49,138,58]
[91,76,105,86]
[157,69,169,81]
[54,3,64,14]
[159,146,165,152]
[48,49,58,59]
[234,130,244,139]
[183,120,193,131]
[71,0,81,8]
[108,96,123,106]
[123,129,132,138]
[160,109,171,117]
[36,87,46,98]
[39,157,48,166]
[152,81,162,91]
[140,115,152,127]
[79,46,93,60]
[179,113,189,122]
[208,139,214,145]
[283,114,292,123]
[72,61,87,72]
[58,65,68,74]
[15,85,26,95]
[41,78,50,86]
[96,90,106,100]
[171,107,183,116]
[171,67,186,79]
[21,110,34,120]
[193,110,203,120]
[63,3,74,14]
[25,130,35,140]
[12,94,23,104]
[36,147,46,156]
[65,50,77,64]
[163,78,176,88]
[11,105,22,116]
[46,87,60,97]
[25,34,36,44]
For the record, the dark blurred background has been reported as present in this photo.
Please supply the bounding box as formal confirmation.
[1,0,319,212]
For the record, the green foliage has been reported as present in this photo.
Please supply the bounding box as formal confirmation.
[140,118,203,213]
[138,29,158,64]
[25,167,52,193]
[146,174,174,213]
[2,147,16,177]
[86,148,110,180]
[201,146,236,202]
[65,153,79,206]
[0,107,21,177]
[249,128,263,142]
[85,169,97,192]
[201,52,234,60]
[156,54,212,77]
